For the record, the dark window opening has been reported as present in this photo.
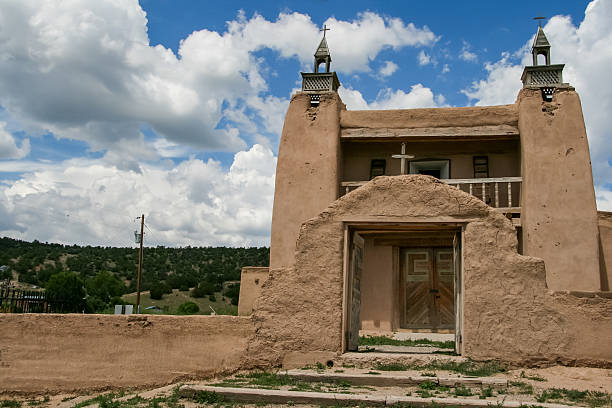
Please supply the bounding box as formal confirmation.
[370,159,386,179]
[473,156,489,178]
[418,168,441,178]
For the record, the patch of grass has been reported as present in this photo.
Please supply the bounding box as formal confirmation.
[194,390,225,404]
[535,388,611,407]
[374,362,410,371]
[26,396,49,406]
[425,359,504,377]
[122,288,237,316]
[416,389,434,398]
[360,335,455,349]
[419,381,438,390]
[374,359,504,377]
[341,363,355,368]
[334,369,345,373]
[520,371,546,382]
[453,385,473,397]
[480,386,494,398]
[510,381,534,395]
[72,392,124,408]
[0,401,22,408]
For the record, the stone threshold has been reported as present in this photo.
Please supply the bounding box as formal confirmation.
[179,385,575,408]
[284,369,507,387]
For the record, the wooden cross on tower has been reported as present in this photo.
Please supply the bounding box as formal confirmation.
[533,14,546,27]
[391,142,415,175]
[320,24,330,37]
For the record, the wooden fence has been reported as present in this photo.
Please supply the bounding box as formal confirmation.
[0,285,70,313]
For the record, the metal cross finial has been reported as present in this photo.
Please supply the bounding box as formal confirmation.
[533,14,546,28]
[391,142,415,175]
[320,24,330,37]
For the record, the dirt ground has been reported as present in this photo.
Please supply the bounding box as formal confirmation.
[1,365,610,407]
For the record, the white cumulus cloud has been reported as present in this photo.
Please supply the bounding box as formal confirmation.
[379,61,399,77]
[0,122,29,159]
[418,50,432,66]
[339,84,445,110]
[1,145,276,247]
[461,0,612,209]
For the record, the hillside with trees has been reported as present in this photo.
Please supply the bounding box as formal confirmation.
[0,237,269,314]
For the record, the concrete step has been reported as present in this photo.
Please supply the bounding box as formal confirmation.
[285,369,507,388]
[337,351,466,368]
[179,385,576,408]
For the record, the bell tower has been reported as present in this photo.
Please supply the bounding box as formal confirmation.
[269,27,345,269]
[301,25,340,106]
[521,17,566,101]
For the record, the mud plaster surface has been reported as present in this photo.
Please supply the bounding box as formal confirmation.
[250,175,612,368]
[0,314,254,393]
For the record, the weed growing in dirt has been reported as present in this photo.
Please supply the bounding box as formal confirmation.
[510,381,534,395]
[520,371,547,382]
[360,335,455,349]
[374,359,504,377]
[194,390,225,404]
[0,401,22,408]
[479,386,494,399]
[453,385,473,397]
[536,388,611,407]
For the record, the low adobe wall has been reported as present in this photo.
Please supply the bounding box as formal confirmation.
[249,175,612,367]
[0,314,254,393]
[238,266,270,316]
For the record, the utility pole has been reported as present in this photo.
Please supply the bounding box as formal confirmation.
[136,214,144,314]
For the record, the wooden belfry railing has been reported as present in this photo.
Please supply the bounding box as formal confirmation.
[340,177,522,210]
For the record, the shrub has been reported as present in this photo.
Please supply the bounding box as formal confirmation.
[177,301,199,315]
[149,284,164,300]
[209,294,216,302]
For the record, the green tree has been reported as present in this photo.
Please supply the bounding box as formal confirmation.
[85,271,125,304]
[149,283,164,300]
[177,301,199,315]
[45,271,86,312]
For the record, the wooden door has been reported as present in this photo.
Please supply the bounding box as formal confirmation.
[401,247,455,330]
[453,232,462,353]
[401,249,434,328]
[347,232,364,351]
[435,249,455,329]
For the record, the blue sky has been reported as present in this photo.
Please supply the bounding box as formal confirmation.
[0,0,610,247]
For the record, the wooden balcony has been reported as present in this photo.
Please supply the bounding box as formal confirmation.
[340,176,522,225]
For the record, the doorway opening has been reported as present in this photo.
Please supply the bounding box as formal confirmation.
[343,225,463,355]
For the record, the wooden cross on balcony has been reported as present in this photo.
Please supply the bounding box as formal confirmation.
[391,142,415,175]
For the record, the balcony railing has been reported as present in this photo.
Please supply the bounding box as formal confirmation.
[340,176,522,213]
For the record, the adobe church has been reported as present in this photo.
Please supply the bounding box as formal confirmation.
[239,24,612,365]
[2,24,612,394]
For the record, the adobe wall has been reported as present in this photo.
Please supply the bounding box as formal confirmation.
[340,105,518,129]
[0,314,254,393]
[237,266,270,316]
[518,87,601,291]
[598,211,612,291]
[269,92,346,269]
[249,176,612,367]
[360,239,394,332]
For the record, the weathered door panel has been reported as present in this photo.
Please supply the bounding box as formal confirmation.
[453,232,462,353]
[401,247,455,331]
[435,249,455,329]
[347,232,365,351]
[401,249,434,328]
